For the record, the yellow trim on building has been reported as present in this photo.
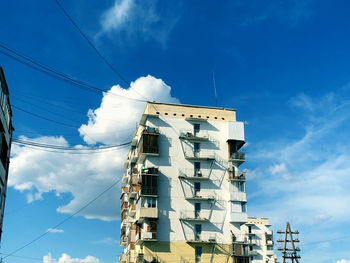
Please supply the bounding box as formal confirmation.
[144,102,236,122]
[139,241,233,263]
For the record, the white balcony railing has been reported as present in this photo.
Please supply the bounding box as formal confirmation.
[135,230,157,243]
[179,130,209,140]
[185,232,220,243]
[179,168,210,179]
[230,212,248,223]
[184,191,215,200]
[230,191,247,202]
[183,150,215,160]
[180,210,211,221]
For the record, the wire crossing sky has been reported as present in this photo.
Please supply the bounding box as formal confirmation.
[1,1,350,263]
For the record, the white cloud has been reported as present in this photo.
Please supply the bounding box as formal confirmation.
[100,0,133,32]
[79,75,178,145]
[43,253,100,263]
[98,0,181,45]
[91,237,117,245]
[9,75,178,221]
[268,163,287,175]
[47,228,64,233]
[336,260,350,263]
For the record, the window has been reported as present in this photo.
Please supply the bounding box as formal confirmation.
[141,174,158,195]
[0,133,8,168]
[194,162,201,176]
[241,203,247,213]
[194,182,200,196]
[195,224,201,241]
[193,124,200,135]
[195,246,202,263]
[141,197,157,208]
[194,142,200,155]
[195,202,201,218]
[248,226,252,233]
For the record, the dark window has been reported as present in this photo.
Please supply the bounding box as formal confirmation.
[195,246,202,263]
[194,162,201,176]
[193,124,200,135]
[0,133,8,168]
[195,224,201,241]
[194,182,200,196]
[195,202,201,218]
[194,142,200,154]
[141,174,158,195]
[141,134,158,154]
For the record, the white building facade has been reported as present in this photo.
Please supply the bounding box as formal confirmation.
[119,102,275,263]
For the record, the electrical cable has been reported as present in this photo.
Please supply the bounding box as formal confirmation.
[53,0,151,102]
[12,105,80,128]
[1,176,123,260]
[12,143,129,155]
[54,0,129,86]
[12,138,131,151]
[0,42,147,102]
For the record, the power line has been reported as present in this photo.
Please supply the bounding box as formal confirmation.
[54,0,151,102]
[13,138,131,151]
[54,0,129,86]
[2,177,122,260]
[12,143,129,155]
[12,105,80,128]
[0,42,147,102]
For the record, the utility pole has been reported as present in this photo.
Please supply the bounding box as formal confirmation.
[277,222,301,263]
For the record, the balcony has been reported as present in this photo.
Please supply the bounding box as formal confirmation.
[184,192,215,201]
[119,254,127,263]
[130,150,138,163]
[135,207,158,222]
[129,204,136,216]
[129,174,139,186]
[179,130,209,141]
[120,235,128,246]
[185,233,218,243]
[122,173,129,184]
[230,192,247,202]
[179,210,210,221]
[129,185,140,199]
[248,251,258,256]
[229,152,245,165]
[183,150,215,161]
[230,212,248,223]
[135,230,157,244]
[178,168,210,180]
[266,240,274,245]
[266,250,275,256]
[137,130,159,163]
[228,171,246,181]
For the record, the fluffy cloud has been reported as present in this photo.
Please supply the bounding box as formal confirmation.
[43,253,100,263]
[9,75,178,221]
[336,260,350,263]
[79,75,178,145]
[98,0,181,45]
[47,228,64,233]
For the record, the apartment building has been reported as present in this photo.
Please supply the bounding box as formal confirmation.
[0,67,13,244]
[119,102,273,263]
[244,218,277,263]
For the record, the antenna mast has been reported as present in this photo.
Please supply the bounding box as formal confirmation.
[277,222,301,263]
[213,71,218,107]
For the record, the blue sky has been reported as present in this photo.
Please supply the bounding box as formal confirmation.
[1,0,350,262]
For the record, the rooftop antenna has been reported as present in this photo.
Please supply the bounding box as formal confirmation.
[213,71,218,107]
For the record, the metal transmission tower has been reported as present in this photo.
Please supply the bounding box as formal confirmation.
[277,222,301,263]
